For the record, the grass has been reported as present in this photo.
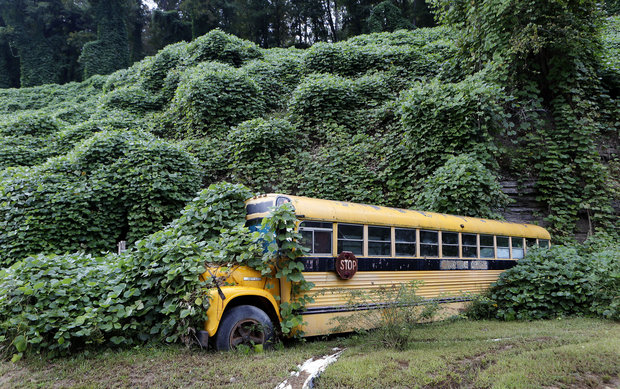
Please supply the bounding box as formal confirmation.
[1,318,618,388]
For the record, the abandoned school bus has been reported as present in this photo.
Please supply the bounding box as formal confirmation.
[200,194,551,350]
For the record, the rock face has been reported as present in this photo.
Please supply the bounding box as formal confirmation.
[501,179,620,242]
[500,180,546,226]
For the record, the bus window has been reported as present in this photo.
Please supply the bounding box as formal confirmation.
[368,226,391,256]
[337,224,364,255]
[480,235,494,258]
[299,221,332,255]
[442,232,459,258]
[462,233,477,258]
[420,230,439,257]
[395,228,416,257]
[539,239,550,248]
[526,238,537,249]
[497,236,510,258]
[512,237,524,259]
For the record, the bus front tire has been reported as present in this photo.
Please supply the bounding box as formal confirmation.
[215,305,274,351]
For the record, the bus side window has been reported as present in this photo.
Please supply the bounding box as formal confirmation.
[368,226,391,256]
[442,232,459,258]
[337,224,364,255]
[462,233,478,258]
[480,235,494,258]
[539,239,550,248]
[420,230,439,257]
[511,237,524,259]
[395,228,416,257]
[497,236,510,258]
[526,238,537,249]
[299,221,332,255]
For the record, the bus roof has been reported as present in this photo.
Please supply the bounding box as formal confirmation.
[246,194,551,240]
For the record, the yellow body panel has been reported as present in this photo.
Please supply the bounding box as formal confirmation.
[203,266,281,336]
[204,284,281,336]
[301,301,468,336]
[303,270,502,306]
[247,194,551,239]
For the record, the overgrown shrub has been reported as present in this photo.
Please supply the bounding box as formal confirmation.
[0,183,315,358]
[295,132,384,203]
[0,82,100,114]
[0,112,63,137]
[378,76,507,206]
[302,33,452,77]
[160,62,264,137]
[332,281,439,350]
[0,182,256,358]
[0,113,66,169]
[413,154,511,218]
[288,72,392,130]
[243,50,304,110]
[228,118,304,193]
[185,29,262,67]
[140,42,189,92]
[101,85,164,114]
[467,242,620,321]
[0,130,201,265]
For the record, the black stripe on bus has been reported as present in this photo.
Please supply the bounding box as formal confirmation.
[299,297,472,316]
[302,256,517,272]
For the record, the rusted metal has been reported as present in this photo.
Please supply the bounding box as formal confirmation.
[335,251,357,279]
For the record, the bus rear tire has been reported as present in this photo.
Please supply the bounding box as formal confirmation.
[215,305,274,351]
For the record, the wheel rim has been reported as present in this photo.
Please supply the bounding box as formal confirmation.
[229,318,266,348]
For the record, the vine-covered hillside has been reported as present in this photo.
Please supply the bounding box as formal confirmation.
[0,10,618,267]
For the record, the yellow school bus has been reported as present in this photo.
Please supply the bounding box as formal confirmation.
[198,194,550,350]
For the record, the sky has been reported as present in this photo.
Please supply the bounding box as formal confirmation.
[143,0,157,10]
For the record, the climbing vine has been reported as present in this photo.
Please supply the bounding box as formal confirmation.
[249,203,314,337]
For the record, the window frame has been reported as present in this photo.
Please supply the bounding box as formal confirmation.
[336,223,365,256]
[479,234,495,259]
[367,225,392,257]
[441,231,459,258]
[394,227,417,257]
[299,220,333,255]
[461,233,478,259]
[419,229,439,257]
[511,236,524,259]
[496,235,510,259]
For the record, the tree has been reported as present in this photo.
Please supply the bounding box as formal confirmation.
[79,0,130,79]
[148,9,192,51]
[0,0,67,87]
[366,1,410,32]
[0,16,20,88]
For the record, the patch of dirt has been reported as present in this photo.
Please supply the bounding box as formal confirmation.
[424,344,517,389]
[398,360,409,370]
[543,375,620,389]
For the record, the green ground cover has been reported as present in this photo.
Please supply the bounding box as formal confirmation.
[0,318,617,388]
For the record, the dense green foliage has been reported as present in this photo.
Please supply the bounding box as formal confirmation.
[467,239,620,321]
[0,131,201,266]
[413,154,511,219]
[0,0,437,88]
[79,0,131,79]
[0,20,616,266]
[0,182,314,358]
[162,62,264,137]
[0,3,618,357]
[431,0,619,239]
[0,183,251,357]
